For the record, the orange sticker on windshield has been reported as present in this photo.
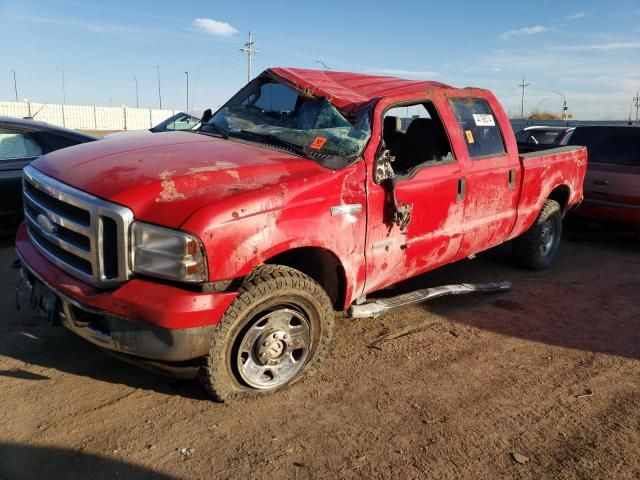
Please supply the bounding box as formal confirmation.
[310,135,327,150]
[465,130,475,144]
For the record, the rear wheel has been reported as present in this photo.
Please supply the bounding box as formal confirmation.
[512,199,562,270]
[199,265,334,402]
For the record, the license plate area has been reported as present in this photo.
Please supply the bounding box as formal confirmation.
[30,280,61,324]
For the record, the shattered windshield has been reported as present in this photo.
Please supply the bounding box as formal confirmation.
[201,75,371,168]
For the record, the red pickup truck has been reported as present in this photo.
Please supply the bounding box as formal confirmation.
[16,68,587,401]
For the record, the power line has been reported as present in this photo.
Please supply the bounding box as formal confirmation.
[181,55,246,83]
[72,69,153,82]
[183,51,242,75]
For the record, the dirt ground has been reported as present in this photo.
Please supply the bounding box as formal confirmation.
[0,231,638,480]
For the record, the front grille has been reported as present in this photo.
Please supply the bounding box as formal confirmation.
[22,165,134,288]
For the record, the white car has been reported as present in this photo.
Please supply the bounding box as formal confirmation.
[515,125,575,146]
[150,109,204,132]
[106,109,204,138]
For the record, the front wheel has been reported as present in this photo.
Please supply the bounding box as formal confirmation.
[512,199,562,270]
[199,265,334,402]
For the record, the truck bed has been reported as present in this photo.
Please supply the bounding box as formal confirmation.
[508,145,588,240]
[518,145,585,161]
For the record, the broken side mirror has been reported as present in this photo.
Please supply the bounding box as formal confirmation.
[374,145,412,232]
[374,146,395,184]
[201,108,213,124]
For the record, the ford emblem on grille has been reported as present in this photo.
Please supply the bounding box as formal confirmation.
[36,213,58,235]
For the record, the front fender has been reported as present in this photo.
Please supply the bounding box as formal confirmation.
[180,162,368,306]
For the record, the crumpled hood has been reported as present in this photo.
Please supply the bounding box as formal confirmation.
[33,131,328,228]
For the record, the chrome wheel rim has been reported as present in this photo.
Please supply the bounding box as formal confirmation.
[235,308,311,389]
[539,219,555,256]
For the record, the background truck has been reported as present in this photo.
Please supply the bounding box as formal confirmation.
[16,68,587,401]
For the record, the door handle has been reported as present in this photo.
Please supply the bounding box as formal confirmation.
[593,179,609,186]
[457,178,466,201]
[508,169,517,189]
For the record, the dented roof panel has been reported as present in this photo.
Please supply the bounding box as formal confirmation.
[268,68,452,109]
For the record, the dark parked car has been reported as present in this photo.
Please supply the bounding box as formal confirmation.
[0,117,96,225]
[567,125,640,228]
[515,126,575,153]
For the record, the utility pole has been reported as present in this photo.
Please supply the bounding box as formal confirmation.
[519,78,530,119]
[184,71,189,110]
[552,91,568,124]
[57,67,69,104]
[156,64,162,109]
[240,31,259,82]
[634,91,640,125]
[10,69,18,102]
[134,76,139,108]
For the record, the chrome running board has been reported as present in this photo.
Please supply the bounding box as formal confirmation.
[349,281,512,318]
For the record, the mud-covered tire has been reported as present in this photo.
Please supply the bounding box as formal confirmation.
[512,199,562,270]
[199,265,334,402]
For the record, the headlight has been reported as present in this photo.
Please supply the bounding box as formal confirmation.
[131,222,207,283]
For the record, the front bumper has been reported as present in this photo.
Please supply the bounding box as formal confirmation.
[16,223,238,362]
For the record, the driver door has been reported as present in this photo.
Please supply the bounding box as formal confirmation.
[363,101,464,294]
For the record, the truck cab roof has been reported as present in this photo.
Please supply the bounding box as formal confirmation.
[268,68,457,110]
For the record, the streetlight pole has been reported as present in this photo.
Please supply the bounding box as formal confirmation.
[10,69,18,102]
[184,71,189,110]
[552,91,567,124]
[57,67,69,127]
[156,64,162,109]
[57,67,69,104]
[134,76,139,108]
[536,97,549,116]
[315,60,330,71]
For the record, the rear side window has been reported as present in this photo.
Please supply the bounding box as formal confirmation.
[450,98,506,158]
[529,130,562,145]
[165,114,199,131]
[0,128,42,161]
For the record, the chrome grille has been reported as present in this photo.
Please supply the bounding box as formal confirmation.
[22,165,134,288]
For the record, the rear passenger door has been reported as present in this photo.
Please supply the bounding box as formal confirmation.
[447,97,520,259]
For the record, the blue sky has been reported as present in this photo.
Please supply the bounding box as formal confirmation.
[1,0,639,119]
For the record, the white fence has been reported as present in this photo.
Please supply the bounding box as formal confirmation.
[0,101,177,131]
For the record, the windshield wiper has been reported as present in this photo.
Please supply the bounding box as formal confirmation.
[199,123,229,139]
[239,130,310,159]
